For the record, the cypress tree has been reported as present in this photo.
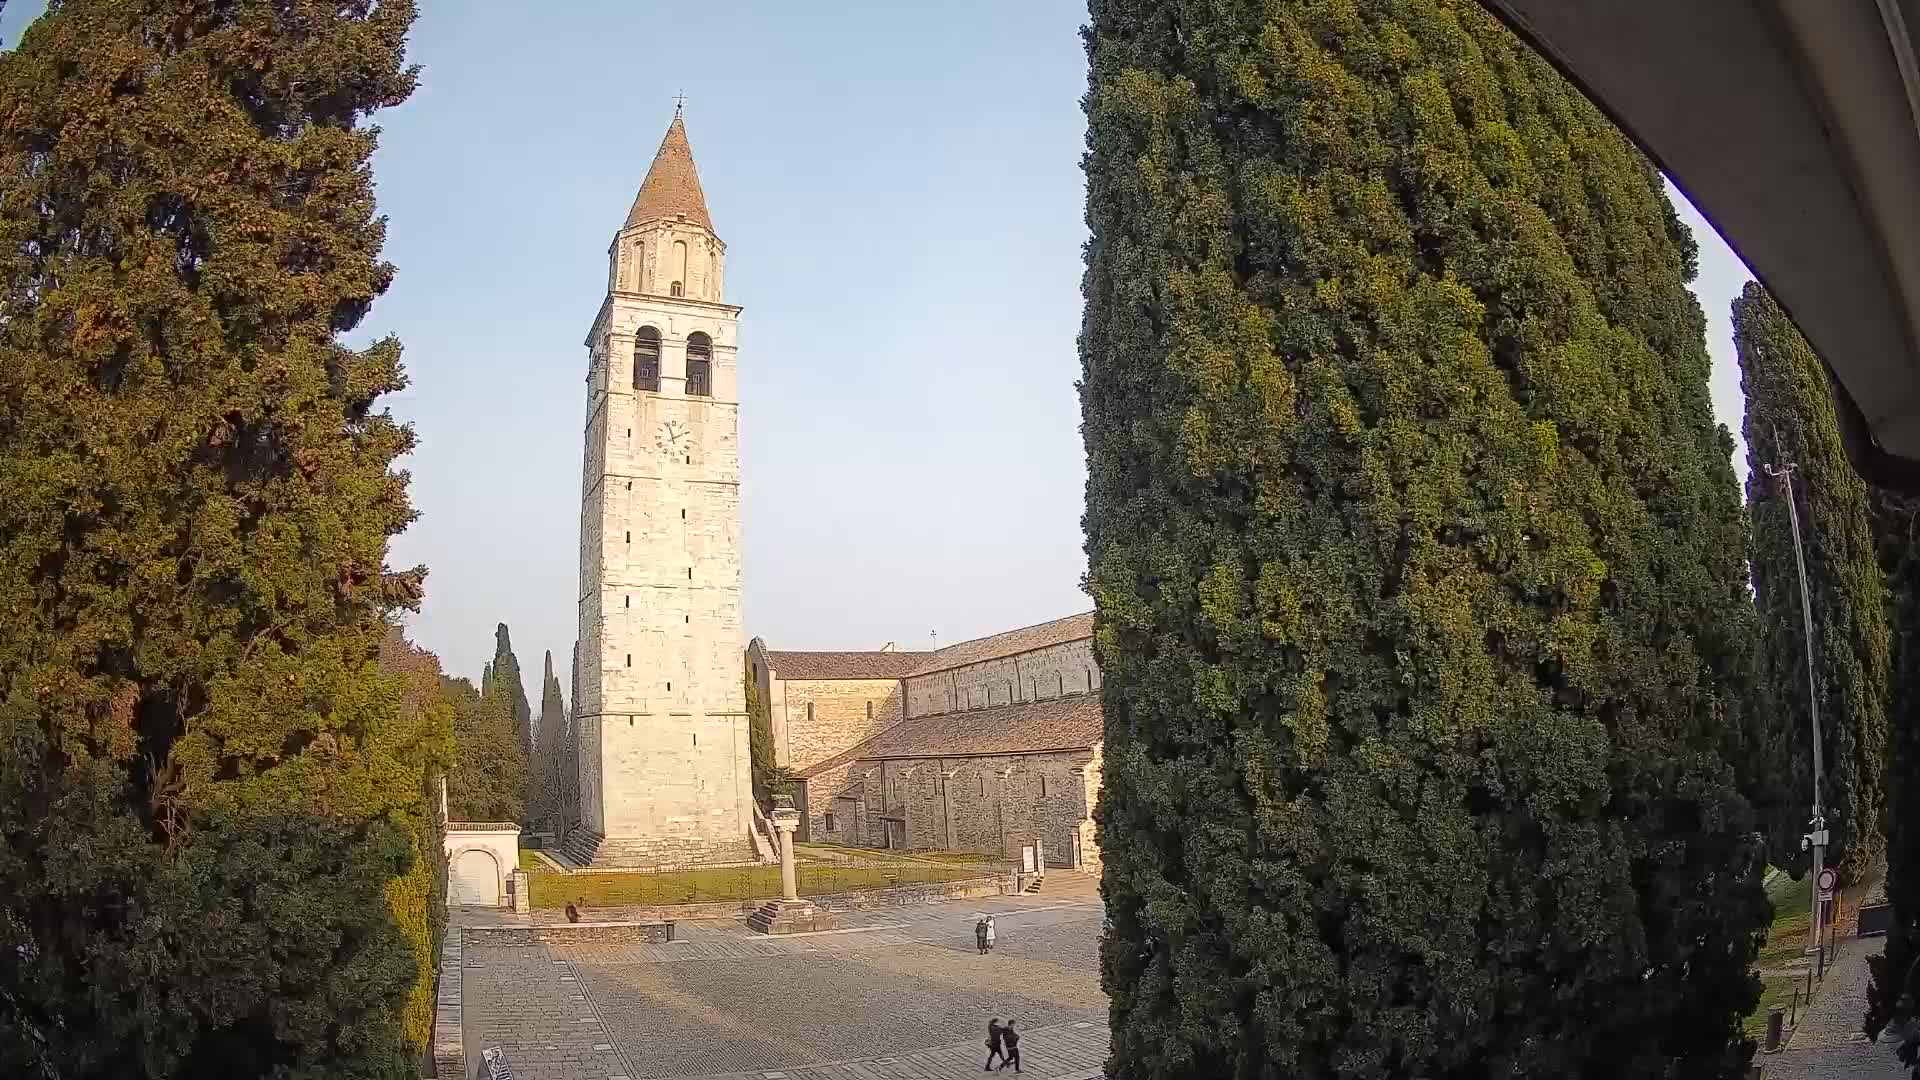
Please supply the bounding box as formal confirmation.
[1869,491,1920,1067]
[1080,1,1771,1075]
[0,1,429,1074]
[532,650,566,830]
[488,623,534,760]
[1735,282,1889,883]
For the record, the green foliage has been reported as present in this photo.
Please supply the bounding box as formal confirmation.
[443,671,526,824]
[562,642,581,832]
[488,623,534,759]
[1079,1,1771,1076]
[1736,282,1890,882]
[375,629,455,1058]
[0,1,427,1074]
[747,649,772,805]
[1868,491,1920,1056]
[529,650,566,831]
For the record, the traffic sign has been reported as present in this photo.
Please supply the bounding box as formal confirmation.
[1817,868,1839,893]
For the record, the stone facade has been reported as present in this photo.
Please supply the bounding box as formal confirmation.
[572,115,753,868]
[832,749,1100,871]
[904,635,1100,718]
[765,614,1105,872]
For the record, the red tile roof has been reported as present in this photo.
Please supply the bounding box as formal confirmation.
[765,650,931,681]
[843,694,1102,761]
[625,115,713,231]
[910,612,1095,677]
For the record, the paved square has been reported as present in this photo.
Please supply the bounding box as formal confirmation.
[460,890,1111,1079]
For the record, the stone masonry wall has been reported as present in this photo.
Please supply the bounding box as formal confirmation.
[856,749,1096,868]
[903,638,1101,719]
[776,678,904,773]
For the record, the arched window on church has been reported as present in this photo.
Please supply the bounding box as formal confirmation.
[634,326,661,392]
[686,332,713,397]
[671,281,684,297]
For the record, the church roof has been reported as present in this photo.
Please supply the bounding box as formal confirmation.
[811,694,1102,767]
[764,650,930,681]
[909,611,1096,677]
[625,114,713,232]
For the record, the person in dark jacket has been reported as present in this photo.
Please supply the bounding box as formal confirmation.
[984,1017,1006,1071]
[999,1020,1021,1072]
[565,900,581,924]
[975,917,989,954]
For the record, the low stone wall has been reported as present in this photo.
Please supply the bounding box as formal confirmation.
[432,926,463,1079]
[522,874,1009,924]
[469,922,676,947]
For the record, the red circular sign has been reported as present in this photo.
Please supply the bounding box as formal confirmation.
[1817,868,1838,893]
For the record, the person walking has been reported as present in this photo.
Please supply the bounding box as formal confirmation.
[1000,1019,1021,1072]
[975,917,989,955]
[984,914,997,953]
[983,1017,1006,1071]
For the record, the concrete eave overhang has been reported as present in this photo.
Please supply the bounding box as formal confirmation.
[1476,1,1920,490]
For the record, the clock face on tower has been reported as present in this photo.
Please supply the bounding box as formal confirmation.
[654,419,689,457]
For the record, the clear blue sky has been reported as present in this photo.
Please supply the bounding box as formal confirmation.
[1,2,1756,691]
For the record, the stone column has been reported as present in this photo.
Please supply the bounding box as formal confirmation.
[747,794,839,935]
[775,806,799,901]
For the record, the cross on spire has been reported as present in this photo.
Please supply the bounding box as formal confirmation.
[673,90,687,116]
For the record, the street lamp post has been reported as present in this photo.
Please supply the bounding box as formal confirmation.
[1764,449,1829,980]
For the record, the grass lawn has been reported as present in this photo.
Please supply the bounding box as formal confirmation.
[528,858,987,910]
[517,847,544,873]
[1745,871,1816,1037]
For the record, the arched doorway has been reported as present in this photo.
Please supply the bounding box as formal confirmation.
[449,847,501,906]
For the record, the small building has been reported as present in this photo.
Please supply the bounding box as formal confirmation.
[445,822,520,907]
[751,612,1104,872]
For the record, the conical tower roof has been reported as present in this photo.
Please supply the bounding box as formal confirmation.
[625,114,713,232]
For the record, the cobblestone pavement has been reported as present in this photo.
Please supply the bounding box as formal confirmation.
[461,893,1109,1079]
[1760,934,1904,1079]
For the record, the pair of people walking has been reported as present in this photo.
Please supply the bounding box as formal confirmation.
[984,1017,1021,1072]
[973,914,997,954]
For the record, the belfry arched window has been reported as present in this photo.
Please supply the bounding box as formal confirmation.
[634,326,661,391]
[686,332,712,397]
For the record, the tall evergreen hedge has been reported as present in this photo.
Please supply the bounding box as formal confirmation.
[1735,282,1889,882]
[1869,491,1920,1069]
[1080,1,1773,1075]
[0,1,431,1075]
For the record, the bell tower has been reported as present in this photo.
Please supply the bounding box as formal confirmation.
[570,110,754,867]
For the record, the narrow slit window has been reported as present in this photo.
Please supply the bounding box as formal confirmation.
[625,654,631,667]
[1040,775,1049,798]
[806,702,815,723]
[866,701,874,720]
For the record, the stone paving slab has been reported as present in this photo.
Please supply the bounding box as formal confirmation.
[681,1020,1108,1080]
[1759,932,1905,1078]
[459,895,1108,1079]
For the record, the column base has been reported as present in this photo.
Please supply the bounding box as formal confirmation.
[746,897,839,935]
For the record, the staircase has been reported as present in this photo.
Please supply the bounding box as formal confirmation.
[1023,874,1045,894]
[559,828,605,869]
[748,803,779,865]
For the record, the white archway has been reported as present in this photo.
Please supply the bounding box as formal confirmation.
[449,847,502,907]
